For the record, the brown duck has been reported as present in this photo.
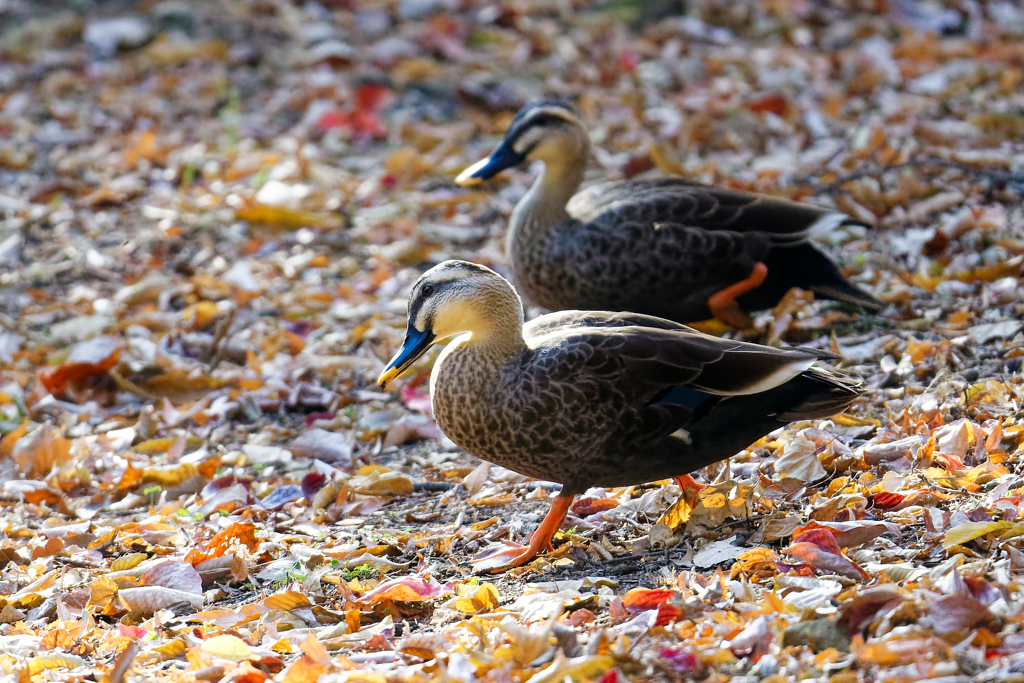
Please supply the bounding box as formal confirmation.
[456,101,882,327]
[378,260,862,572]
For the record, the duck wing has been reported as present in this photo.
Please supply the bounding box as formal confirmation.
[567,178,856,241]
[516,318,860,492]
[556,180,883,317]
[526,314,837,397]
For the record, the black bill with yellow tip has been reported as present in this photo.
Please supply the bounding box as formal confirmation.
[455,138,526,186]
[378,325,436,388]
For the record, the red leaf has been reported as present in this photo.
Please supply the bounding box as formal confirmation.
[872,491,906,511]
[316,111,349,131]
[400,383,432,414]
[571,496,619,516]
[621,588,674,613]
[655,603,682,626]
[301,472,326,500]
[117,624,148,638]
[659,648,700,676]
[357,576,451,605]
[784,527,870,581]
[791,527,843,554]
[749,92,790,117]
[355,82,390,111]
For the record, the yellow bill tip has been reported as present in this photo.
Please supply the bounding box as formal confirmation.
[455,157,491,186]
[377,366,401,389]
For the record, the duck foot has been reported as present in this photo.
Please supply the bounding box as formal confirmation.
[470,494,573,574]
[674,474,705,508]
[707,262,768,328]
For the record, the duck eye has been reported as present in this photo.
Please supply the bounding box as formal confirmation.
[422,284,434,298]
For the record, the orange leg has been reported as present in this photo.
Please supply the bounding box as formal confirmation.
[470,494,574,574]
[674,474,705,508]
[707,262,768,328]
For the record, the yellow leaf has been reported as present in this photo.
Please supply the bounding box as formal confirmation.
[28,654,87,674]
[270,639,293,654]
[141,463,199,488]
[264,591,313,611]
[198,634,257,662]
[337,675,386,683]
[528,655,614,683]
[347,471,413,496]
[110,553,148,572]
[449,583,500,614]
[832,414,881,428]
[134,438,178,454]
[657,494,693,531]
[356,464,391,476]
[88,576,119,610]
[235,204,342,231]
[942,521,1015,549]
[153,639,188,660]
[182,301,222,330]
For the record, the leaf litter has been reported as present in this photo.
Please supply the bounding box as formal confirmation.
[1,0,1024,681]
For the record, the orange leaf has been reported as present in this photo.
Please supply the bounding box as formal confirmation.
[0,421,26,459]
[39,336,123,395]
[11,425,72,478]
[298,633,330,666]
[281,656,325,683]
[186,522,259,565]
[197,456,221,479]
[118,464,144,491]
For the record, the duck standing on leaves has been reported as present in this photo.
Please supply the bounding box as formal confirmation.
[456,101,882,328]
[379,260,862,573]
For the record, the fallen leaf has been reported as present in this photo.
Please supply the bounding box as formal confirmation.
[196,634,257,663]
[39,335,123,395]
[120,586,203,614]
[942,521,1015,548]
[265,591,313,611]
[139,561,203,594]
[448,583,500,614]
[774,433,827,482]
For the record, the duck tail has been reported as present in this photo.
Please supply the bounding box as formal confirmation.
[762,242,883,313]
[776,366,862,421]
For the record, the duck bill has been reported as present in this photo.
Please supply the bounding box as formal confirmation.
[455,140,525,186]
[378,326,435,388]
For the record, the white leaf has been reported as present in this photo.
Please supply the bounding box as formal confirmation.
[774,433,827,482]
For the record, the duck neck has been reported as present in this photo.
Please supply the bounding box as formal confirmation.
[464,316,528,361]
[432,312,527,403]
[507,153,587,262]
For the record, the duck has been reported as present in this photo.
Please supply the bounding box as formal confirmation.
[378,260,862,573]
[455,101,882,328]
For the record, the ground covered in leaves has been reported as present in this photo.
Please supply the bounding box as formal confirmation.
[1,0,1024,681]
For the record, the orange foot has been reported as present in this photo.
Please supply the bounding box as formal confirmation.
[708,262,768,328]
[470,494,573,574]
[674,474,706,508]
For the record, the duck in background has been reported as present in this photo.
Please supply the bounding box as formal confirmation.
[379,260,862,573]
[456,101,882,329]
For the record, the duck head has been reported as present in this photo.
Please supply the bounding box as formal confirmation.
[455,101,589,185]
[378,261,525,388]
